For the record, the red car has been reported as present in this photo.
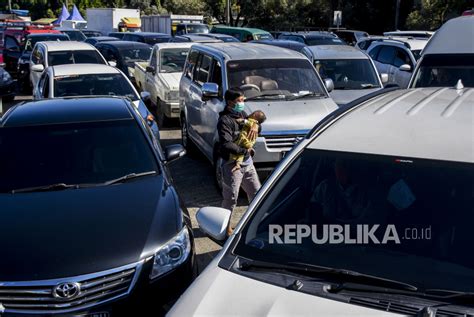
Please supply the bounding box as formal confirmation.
[462,9,473,16]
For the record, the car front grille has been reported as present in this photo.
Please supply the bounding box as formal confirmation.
[0,261,143,314]
[263,134,306,152]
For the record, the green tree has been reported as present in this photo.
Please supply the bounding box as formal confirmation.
[406,0,473,30]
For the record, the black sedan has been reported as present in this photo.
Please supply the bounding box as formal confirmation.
[0,67,15,102]
[0,97,196,315]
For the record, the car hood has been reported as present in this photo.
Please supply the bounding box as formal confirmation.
[0,175,180,281]
[330,88,382,106]
[169,266,399,316]
[245,98,338,133]
[159,72,181,91]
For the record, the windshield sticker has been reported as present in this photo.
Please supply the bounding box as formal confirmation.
[387,179,416,211]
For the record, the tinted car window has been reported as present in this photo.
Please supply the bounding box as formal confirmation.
[194,54,212,85]
[393,48,411,68]
[144,36,171,45]
[62,30,86,42]
[5,36,18,50]
[315,59,380,89]
[54,73,138,100]
[235,148,474,293]
[412,54,474,88]
[184,50,199,79]
[377,46,396,64]
[160,48,189,73]
[368,45,381,59]
[24,35,69,52]
[48,50,105,66]
[306,37,345,46]
[0,120,158,192]
[185,24,209,34]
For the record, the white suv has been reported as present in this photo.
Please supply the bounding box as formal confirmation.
[367,38,427,88]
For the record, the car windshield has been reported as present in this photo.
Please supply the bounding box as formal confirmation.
[62,30,86,42]
[235,148,474,293]
[0,120,158,193]
[315,59,380,89]
[306,37,345,45]
[185,24,209,34]
[160,48,189,72]
[48,50,105,66]
[54,73,138,100]
[412,54,474,88]
[24,35,68,51]
[254,33,274,41]
[227,59,325,99]
[119,47,152,64]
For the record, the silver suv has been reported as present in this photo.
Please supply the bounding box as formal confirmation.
[179,43,338,182]
[367,38,427,88]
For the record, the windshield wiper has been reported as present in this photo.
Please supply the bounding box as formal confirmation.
[103,171,157,186]
[245,93,287,101]
[238,259,417,292]
[11,183,81,194]
[286,92,326,101]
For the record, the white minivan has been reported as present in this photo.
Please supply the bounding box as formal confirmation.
[169,87,474,316]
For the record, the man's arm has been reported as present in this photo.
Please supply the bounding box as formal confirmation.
[217,117,247,155]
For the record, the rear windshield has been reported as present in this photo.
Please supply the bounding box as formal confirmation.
[236,149,474,293]
[144,36,171,45]
[119,47,152,63]
[254,33,274,41]
[54,73,138,100]
[0,120,158,193]
[24,35,69,51]
[185,24,209,34]
[315,59,380,89]
[412,54,474,88]
[48,50,105,66]
[62,30,86,42]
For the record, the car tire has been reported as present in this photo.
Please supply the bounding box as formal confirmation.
[181,114,197,157]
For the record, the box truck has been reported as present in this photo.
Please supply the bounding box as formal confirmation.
[86,8,140,36]
[141,15,207,35]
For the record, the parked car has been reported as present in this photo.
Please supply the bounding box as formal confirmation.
[29,41,108,88]
[355,35,386,51]
[367,37,428,88]
[176,23,209,35]
[197,33,240,42]
[210,26,273,42]
[82,29,103,37]
[170,86,474,316]
[409,16,473,88]
[279,31,346,46]
[383,30,434,39]
[303,45,387,105]
[0,97,195,316]
[332,29,369,46]
[84,36,119,46]
[96,40,152,85]
[17,33,70,91]
[0,67,15,101]
[32,63,159,139]
[108,32,127,40]
[251,39,309,56]
[54,27,87,42]
[122,32,172,45]
[180,43,338,186]
[135,42,193,126]
[169,34,223,43]
[2,27,61,77]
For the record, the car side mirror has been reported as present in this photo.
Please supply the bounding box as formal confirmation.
[324,78,334,92]
[165,144,186,163]
[380,73,389,84]
[108,60,117,67]
[31,64,44,73]
[201,82,219,101]
[399,64,411,72]
[196,207,231,241]
[146,65,155,74]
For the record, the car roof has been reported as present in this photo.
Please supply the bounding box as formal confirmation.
[26,33,69,38]
[87,36,118,41]
[306,45,369,59]
[311,87,474,163]
[422,16,474,55]
[38,41,96,51]
[176,34,222,42]
[370,37,428,51]
[96,40,151,48]
[128,32,170,37]
[1,97,133,127]
[192,43,308,60]
[49,63,120,77]
[383,30,434,36]
[153,42,194,49]
[283,31,337,38]
[211,25,270,34]
[54,27,82,32]
[255,39,307,48]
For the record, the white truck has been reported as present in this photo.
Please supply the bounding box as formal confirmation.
[141,14,207,35]
[135,42,193,126]
[86,8,140,36]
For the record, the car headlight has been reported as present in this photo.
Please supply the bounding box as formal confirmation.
[165,90,179,101]
[149,226,191,280]
[2,71,12,83]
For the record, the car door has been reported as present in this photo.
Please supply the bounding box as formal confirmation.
[187,53,213,152]
[392,47,413,88]
[200,57,225,154]
[33,71,47,99]
[372,45,396,85]
[4,35,21,75]
[30,45,45,88]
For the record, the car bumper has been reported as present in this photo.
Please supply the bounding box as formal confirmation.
[159,100,180,118]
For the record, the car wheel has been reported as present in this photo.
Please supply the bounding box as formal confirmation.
[181,115,197,156]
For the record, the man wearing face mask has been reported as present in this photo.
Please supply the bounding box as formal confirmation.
[217,88,261,234]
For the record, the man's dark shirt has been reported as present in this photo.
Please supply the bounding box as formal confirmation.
[217,108,251,162]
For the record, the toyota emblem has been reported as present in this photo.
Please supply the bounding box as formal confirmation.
[53,282,81,300]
